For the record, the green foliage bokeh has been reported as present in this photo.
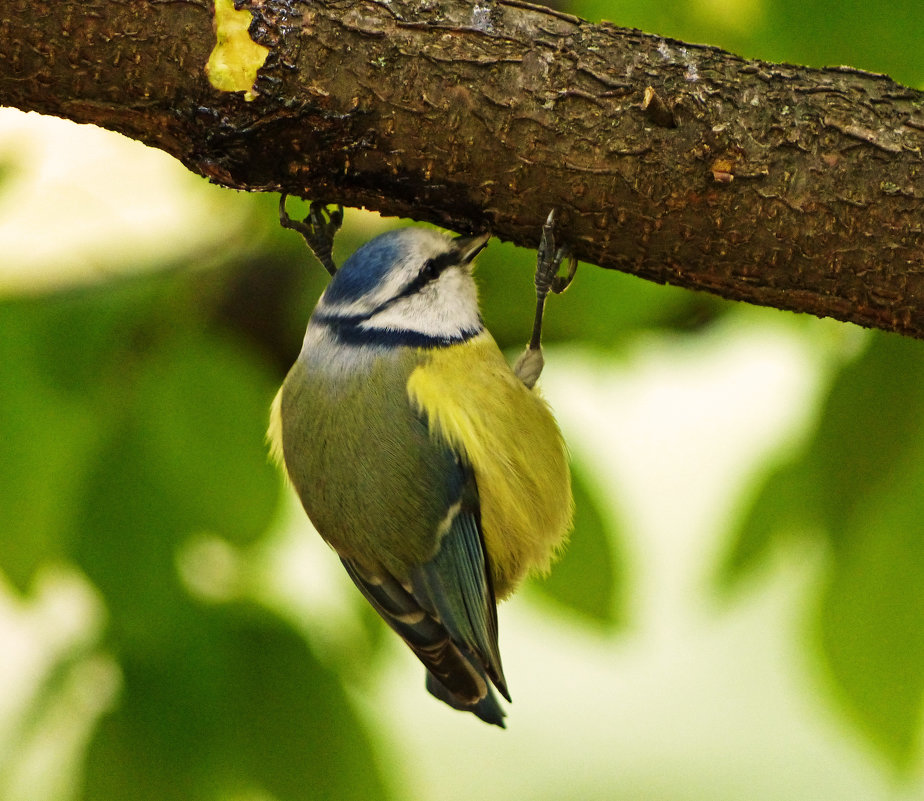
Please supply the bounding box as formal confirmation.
[0,0,922,798]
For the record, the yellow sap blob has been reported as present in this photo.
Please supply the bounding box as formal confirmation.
[205,0,270,101]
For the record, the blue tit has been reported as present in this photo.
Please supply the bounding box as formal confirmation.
[268,224,572,726]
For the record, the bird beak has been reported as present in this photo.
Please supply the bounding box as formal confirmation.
[454,232,491,264]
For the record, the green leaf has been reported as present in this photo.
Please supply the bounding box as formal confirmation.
[763,0,924,86]
[217,604,390,801]
[531,464,624,627]
[806,334,924,543]
[574,0,923,87]
[811,335,924,769]
[0,274,213,589]
[0,298,107,589]
[72,364,279,648]
[719,333,924,769]
[720,334,924,578]
[717,459,820,591]
[82,604,390,801]
[818,461,924,771]
[129,332,281,547]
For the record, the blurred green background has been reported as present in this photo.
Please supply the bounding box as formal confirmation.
[0,1,922,799]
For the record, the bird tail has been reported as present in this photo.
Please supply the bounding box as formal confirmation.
[340,556,507,725]
[426,669,506,728]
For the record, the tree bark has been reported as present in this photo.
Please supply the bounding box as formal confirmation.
[1,0,922,335]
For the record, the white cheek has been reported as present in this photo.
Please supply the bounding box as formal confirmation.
[361,267,481,337]
[437,267,481,316]
[315,266,413,318]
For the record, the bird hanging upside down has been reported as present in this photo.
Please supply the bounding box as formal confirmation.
[269,202,575,726]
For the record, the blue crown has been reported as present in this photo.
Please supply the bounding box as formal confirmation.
[323,229,413,304]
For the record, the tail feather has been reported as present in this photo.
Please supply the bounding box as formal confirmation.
[426,670,506,728]
[341,556,508,723]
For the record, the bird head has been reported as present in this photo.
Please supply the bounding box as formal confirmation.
[313,227,490,343]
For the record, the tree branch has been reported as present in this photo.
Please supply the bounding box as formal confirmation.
[2,0,922,335]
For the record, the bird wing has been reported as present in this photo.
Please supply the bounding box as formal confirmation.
[408,465,506,697]
[339,463,509,726]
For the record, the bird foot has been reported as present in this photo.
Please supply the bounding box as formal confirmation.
[535,209,578,299]
[279,195,344,276]
[518,210,577,387]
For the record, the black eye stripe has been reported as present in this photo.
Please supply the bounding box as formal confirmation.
[392,251,460,301]
[333,249,464,322]
[425,251,462,276]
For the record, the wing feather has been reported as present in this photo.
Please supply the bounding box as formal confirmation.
[341,544,507,727]
[409,475,507,698]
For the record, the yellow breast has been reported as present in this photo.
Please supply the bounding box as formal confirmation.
[407,332,572,599]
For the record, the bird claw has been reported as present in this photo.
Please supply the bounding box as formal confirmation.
[279,194,344,276]
[522,209,577,381]
[536,209,577,298]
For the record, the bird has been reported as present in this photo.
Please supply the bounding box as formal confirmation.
[269,202,574,726]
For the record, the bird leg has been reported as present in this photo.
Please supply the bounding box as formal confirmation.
[278,194,344,277]
[514,209,578,389]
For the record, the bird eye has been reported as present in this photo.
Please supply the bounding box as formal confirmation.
[421,259,439,280]
[420,252,457,283]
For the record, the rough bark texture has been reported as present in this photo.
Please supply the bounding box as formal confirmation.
[1,0,923,335]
